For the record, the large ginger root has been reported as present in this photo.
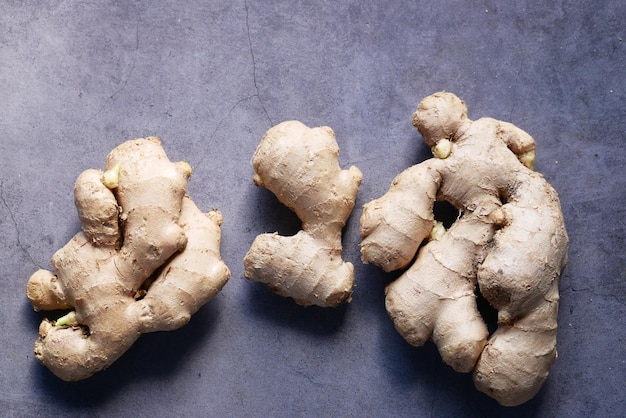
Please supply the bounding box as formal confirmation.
[360,92,568,406]
[244,121,363,307]
[26,137,230,381]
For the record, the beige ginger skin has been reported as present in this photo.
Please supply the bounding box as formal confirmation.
[244,121,363,307]
[360,92,568,406]
[26,137,230,381]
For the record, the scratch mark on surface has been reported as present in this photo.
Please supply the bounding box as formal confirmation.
[85,17,140,125]
[0,180,38,268]
[218,95,256,133]
[196,94,259,166]
[197,0,273,163]
[561,282,626,308]
[244,0,273,126]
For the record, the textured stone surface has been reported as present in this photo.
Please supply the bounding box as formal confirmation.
[1,0,624,415]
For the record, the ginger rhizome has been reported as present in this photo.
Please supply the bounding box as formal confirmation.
[244,121,363,307]
[26,137,231,381]
[360,92,568,406]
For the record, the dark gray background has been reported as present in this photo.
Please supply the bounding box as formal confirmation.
[1,1,624,416]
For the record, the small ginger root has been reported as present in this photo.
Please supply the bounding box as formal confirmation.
[360,92,568,406]
[26,137,230,381]
[243,121,363,307]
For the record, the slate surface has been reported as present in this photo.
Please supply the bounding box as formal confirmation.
[1,1,624,416]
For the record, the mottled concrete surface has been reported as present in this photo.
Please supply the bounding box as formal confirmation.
[1,1,624,416]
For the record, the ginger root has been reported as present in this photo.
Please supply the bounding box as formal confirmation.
[26,137,230,381]
[360,92,568,406]
[244,121,363,307]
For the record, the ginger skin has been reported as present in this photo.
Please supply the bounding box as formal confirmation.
[244,121,363,307]
[360,92,568,406]
[26,137,230,381]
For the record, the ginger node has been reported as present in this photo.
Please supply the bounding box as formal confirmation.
[102,162,121,189]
